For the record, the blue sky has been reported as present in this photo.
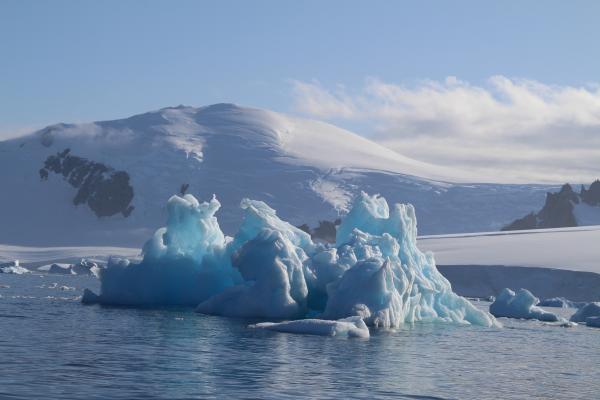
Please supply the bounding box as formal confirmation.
[2,1,599,128]
[2,1,600,182]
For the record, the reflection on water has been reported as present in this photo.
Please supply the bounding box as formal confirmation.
[0,274,598,400]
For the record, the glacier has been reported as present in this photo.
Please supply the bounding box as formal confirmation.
[83,192,497,328]
[490,288,560,322]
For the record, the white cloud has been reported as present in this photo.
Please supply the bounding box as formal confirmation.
[291,76,600,183]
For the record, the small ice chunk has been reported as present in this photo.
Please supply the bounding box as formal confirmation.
[557,321,578,328]
[38,263,75,275]
[570,302,600,323]
[71,259,100,275]
[490,288,560,322]
[0,260,28,274]
[0,266,29,275]
[250,317,369,338]
[537,297,585,309]
[586,317,600,328]
[81,288,100,304]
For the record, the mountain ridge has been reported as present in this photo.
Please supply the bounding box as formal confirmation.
[0,103,557,247]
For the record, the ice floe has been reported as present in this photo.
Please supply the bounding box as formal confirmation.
[250,317,370,338]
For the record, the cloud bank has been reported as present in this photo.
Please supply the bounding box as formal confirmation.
[291,76,600,183]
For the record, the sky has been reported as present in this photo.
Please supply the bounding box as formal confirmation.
[1,0,600,183]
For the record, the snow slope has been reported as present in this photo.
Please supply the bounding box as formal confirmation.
[418,226,600,301]
[418,226,600,273]
[0,103,555,247]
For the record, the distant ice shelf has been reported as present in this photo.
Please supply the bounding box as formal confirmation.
[418,226,600,301]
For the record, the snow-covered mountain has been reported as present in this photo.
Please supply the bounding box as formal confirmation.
[0,103,556,247]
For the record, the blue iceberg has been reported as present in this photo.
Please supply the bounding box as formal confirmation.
[84,192,497,328]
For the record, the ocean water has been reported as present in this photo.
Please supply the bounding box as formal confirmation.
[0,273,598,400]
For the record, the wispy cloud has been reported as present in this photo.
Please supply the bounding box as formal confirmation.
[0,125,41,141]
[291,76,600,183]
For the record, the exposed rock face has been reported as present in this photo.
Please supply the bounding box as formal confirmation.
[298,219,341,243]
[581,180,600,206]
[39,149,134,218]
[502,182,599,231]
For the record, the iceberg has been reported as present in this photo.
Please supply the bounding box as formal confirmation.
[0,265,29,274]
[0,260,29,274]
[38,263,75,275]
[84,191,497,328]
[586,317,600,328]
[490,288,560,322]
[71,259,101,276]
[537,297,586,309]
[250,317,369,338]
[569,302,600,323]
[38,260,101,276]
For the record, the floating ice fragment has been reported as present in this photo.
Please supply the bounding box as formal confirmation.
[250,317,369,338]
[81,288,99,304]
[48,264,75,275]
[570,302,600,323]
[490,288,560,322]
[537,297,586,309]
[586,317,600,328]
[0,260,29,274]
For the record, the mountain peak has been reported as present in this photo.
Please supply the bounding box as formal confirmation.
[0,103,558,246]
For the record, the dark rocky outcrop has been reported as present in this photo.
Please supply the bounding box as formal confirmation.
[502,212,539,231]
[180,183,190,196]
[580,179,600,206]
[298,219,341,243]
[39,148,135,218]
[502,182,597,231]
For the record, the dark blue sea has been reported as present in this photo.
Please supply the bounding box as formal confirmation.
[0,273,597,400]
